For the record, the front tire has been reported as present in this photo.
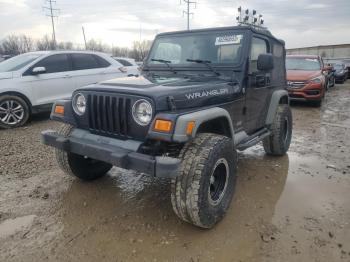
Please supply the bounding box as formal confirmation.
[171,133,237,228]
[0,95,30,129]
[55,124,112,181]
[263,104,292,156]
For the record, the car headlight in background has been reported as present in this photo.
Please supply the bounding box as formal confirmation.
[309,76,323,84]
[72,93,86,115]
[132,99,152,126]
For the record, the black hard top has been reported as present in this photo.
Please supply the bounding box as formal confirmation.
[157,25,285,45]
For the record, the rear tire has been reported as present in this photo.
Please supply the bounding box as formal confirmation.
[171,133,237,228]
[263,104,292,156]
[0,95,30,129]
[55,124,112,181]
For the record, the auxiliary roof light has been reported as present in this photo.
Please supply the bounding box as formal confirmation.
[236,7,266,29]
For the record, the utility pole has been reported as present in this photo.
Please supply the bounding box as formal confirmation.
[181,0,196,30]
[82,26,87,49]
[43,0,59,49]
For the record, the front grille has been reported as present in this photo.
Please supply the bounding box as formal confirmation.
[287,81,306,89]
[87,94,132,138]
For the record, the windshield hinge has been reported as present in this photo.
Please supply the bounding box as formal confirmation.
[167,96,176,112]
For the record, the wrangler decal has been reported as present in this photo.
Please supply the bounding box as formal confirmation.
[185,88,229,100]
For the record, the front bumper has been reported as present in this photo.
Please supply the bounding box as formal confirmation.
[287,82,324,101]
[41,129,181,178]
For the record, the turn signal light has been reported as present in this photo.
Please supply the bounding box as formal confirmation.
[154,119,172,133]
[186,121,196,135]
[54,105,64,115]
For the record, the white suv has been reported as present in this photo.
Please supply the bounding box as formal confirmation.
[0,51,128,128]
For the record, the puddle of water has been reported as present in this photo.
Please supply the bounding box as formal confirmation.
[0,215,36,238]
[43,147,349,262]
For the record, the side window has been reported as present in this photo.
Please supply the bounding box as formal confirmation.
[116,59,132,66]
[31,54,71,74]
[250,37,269,72]
[93,55,111,68]
[71,54,101,70]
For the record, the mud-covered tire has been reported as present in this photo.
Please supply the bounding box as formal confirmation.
[171,133,237,228]
[0,95,30,129]
[263,104,292,156]
[55,124,112,181]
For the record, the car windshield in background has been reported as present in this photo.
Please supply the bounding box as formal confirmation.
[286,57,321,71]
[0,53,42,72]
[148,32,244,66]
[334,64,343,70]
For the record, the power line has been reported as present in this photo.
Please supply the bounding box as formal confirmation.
[181,0,196,30]
[43,0,60,49]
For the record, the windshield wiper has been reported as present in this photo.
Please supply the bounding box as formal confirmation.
[151,59,177,74]
[186,59,221,76]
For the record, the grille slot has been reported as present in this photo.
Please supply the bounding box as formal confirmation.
[287,81,306,89]
[88,94,132,138]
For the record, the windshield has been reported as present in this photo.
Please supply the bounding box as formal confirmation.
[0,53,42,72]
[286,57,321,71]
[334,64,343,70]
[148,32,244,67]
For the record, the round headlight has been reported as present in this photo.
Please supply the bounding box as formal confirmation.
[132,99,152,126]
[72,93,86,116]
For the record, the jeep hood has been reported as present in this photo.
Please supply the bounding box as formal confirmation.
[80,75,240,111]
[287,70,321,81]
[0,72,13,80]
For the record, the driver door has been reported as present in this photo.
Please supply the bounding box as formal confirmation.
[244,36,272,133]
[23,54,74,105]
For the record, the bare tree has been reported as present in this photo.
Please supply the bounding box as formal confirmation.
[0,35,34,55]
[86,39,110,53]
[57,41,74,50]
[112,46,130,57]
[36,35,55,51]
[130,40,152,61]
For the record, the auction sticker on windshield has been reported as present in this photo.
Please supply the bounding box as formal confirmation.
[215,35,243,46]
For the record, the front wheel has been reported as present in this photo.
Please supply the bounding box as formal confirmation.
[55,124,112,181]
[263,104,292,156]
[0,95,30,129]
[171,133,237,228]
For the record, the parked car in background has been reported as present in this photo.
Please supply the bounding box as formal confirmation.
[324,63,336,88]
[0,50,128,128]
[333,63,348,83]
[342,59,350,79]
[286,55,327,106]
[112,57,139,75]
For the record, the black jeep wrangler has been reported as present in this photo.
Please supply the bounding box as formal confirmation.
[42,26,292,228]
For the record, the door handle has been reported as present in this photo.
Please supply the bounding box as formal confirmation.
[63,75,72,78]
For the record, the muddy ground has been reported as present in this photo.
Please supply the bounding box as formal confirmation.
[1,82,350,262]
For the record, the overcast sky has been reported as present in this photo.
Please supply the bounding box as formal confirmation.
[1,0,349,49]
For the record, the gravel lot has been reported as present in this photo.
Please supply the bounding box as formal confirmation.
[1,82,350,262]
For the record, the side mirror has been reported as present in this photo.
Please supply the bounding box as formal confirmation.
[32,66,46,75]
[257,54,274,71]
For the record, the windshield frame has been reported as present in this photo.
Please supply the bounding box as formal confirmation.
[0,53,43,73]
[144,30,247,71]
